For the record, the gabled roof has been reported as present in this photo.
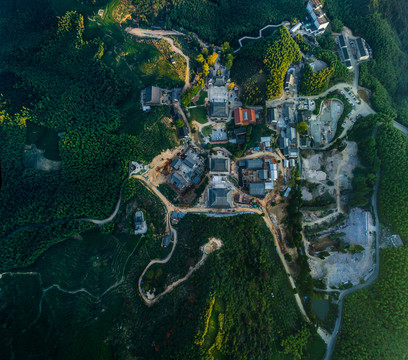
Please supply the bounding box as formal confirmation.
[171,158,182,169]
[245,159,263,170]
[234,127,247,136]
[356,38,367,57]
[209,158,229,173]
[184,155,197,169]
[145,86,161,105]
[338,35,346,48]
[208,188,232,208]
[249,183,265,196]
[169,172,187,189]
[342,47,350,61]
[234,108,256,126]
[210,101,228,118]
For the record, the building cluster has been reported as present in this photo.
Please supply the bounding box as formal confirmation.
[208,65,230,120]
[206,150,233,208]
[306,0,330,34]
[289,0,329,36]
[141,86,181,111]
[169,148,205,191]
[337,34,370,69]
[233,107,257,144]
[268,103,299,166]
[237,158,279,197]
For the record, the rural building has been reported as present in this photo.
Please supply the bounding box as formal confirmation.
[234,108,256,126]
[209,156,231,175]
[134,211,147,235]
[338,34,347,48]
[210,126,228,144]
[163,234,172,248]
[356,38,369,61]
[245,159,263,170]
[258,169,269,180]
[249,182,266,197]
[178,125,188,139]
[207,188,232,208]
[169,172,188,190]
[169,148,204,191]
[268,108,278,126]
[260,136,271,148]
[306,0,330,33]
[290,22,302,34]
[284,68,296,92]
[144,86,162,106]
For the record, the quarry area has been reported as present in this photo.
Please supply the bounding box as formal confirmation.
[300,142,376,288]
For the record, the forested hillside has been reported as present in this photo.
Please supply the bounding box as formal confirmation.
[127,0,305,43]
[324,0,408,125]
[376,124,408,241]
[0,4,178,269]
[333,247,408,359]
[231,28,301,102]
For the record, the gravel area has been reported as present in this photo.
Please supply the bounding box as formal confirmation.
[309,208,375,287]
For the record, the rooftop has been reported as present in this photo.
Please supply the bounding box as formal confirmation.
[210,101,228,118]
[209,158,230,173]
[234,108,256,126]
[145,86,161,105]
[338,35,346,48]
[208,188,232,208]
[249,183,266,197]
[356,38,367,57]
[245,159,263,170]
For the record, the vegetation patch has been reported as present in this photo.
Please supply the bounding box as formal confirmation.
[189,106,208,124]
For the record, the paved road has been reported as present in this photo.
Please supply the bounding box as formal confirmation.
[324,126,382,360]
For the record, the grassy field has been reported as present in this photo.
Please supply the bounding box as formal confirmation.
[189,107,208,124]
[196,90,208,106]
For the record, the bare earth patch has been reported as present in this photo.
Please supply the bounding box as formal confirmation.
[23,145,61,172]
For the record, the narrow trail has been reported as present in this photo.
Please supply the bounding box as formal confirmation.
[234,22,288,53]
[2,235,143,346]
[0,179,127,242]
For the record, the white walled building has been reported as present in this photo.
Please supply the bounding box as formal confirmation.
[306,0,330,33]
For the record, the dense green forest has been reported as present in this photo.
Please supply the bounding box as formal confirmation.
[333,246,408,359]
[347,114,380,208]
[0,3,179,269]
[115,213,325,360]
[300,45,350,95]
[231,27,301,103]
[126,0,305,44]
[324,0,408,125]
[376,123,408,241]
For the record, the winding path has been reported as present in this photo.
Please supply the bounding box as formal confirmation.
[125,27,190,93]
[234,22,288,53]
[1,234,143,346]
[0,179,127,242]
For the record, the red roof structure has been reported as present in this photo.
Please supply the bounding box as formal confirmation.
[234,108,256,126]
